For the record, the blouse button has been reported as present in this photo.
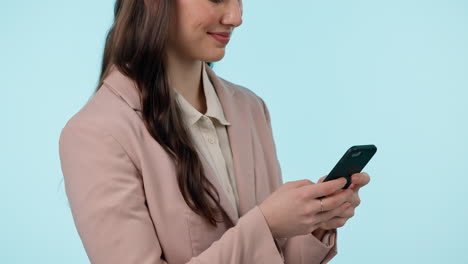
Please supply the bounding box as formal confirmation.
[208,137,215,144]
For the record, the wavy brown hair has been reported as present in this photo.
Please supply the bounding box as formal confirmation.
[94,0,222,226]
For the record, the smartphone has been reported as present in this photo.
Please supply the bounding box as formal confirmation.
[322,144,377,190]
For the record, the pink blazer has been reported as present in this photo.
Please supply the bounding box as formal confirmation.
[58,64,338,264]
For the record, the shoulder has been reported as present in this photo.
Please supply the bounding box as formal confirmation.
[59,84,141,151]
[218,76,263,101]
[216,76,270,118]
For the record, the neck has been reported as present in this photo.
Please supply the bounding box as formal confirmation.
[165,52,205,112]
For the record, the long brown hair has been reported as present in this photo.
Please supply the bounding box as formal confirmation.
[95,0,222,226]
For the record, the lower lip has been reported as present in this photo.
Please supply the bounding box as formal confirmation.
[209,33,230,45]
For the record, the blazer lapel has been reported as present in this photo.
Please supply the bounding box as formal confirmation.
[102,64,256,226]
[205,66,256,225]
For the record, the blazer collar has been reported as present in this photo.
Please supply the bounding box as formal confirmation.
[102,63,236,112]
[103,63,254,226]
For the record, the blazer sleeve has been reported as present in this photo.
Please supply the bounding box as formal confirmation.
[59,120,284,264]
[258,97,339,264]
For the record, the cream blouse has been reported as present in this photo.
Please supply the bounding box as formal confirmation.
[173,62,240,218]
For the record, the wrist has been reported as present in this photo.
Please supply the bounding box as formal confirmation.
[258,204,276,238]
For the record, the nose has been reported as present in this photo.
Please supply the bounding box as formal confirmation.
[221,0,243,28]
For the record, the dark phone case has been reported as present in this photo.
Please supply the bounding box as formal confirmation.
[323,144,377,190]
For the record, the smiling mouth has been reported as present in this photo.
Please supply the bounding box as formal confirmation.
[208,33,230,45]
[208,32,231,37]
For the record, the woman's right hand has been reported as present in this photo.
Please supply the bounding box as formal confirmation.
[259,177,354,239]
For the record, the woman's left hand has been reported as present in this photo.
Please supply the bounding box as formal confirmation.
[317,172,371,230]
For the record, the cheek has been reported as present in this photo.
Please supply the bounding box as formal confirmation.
[177,1,218,37]
[169,1,224,59]
[189,15,218,41]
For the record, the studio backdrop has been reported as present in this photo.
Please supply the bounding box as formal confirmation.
[2,0,467,263]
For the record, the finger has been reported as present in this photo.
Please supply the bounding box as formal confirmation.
[303,177,347,198]
[332,188,346,195]
[320,188,354,212]
[316,201,351,223]
[340,188,361,207]
[321,176,345,195]
[317,175,327,184]
[351,193,361,207]
[285,179,314,189]
[351,172,370,188]
[337,207,355,218]
[321,216,349,229]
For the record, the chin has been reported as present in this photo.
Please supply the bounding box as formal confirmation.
[204,51,225,62]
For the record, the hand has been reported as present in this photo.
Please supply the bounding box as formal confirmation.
[259,177,353,239]
[316,172,371,230]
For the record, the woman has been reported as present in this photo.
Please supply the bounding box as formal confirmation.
[58,0,370,263]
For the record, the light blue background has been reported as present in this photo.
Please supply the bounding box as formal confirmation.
[2,0,467,263]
